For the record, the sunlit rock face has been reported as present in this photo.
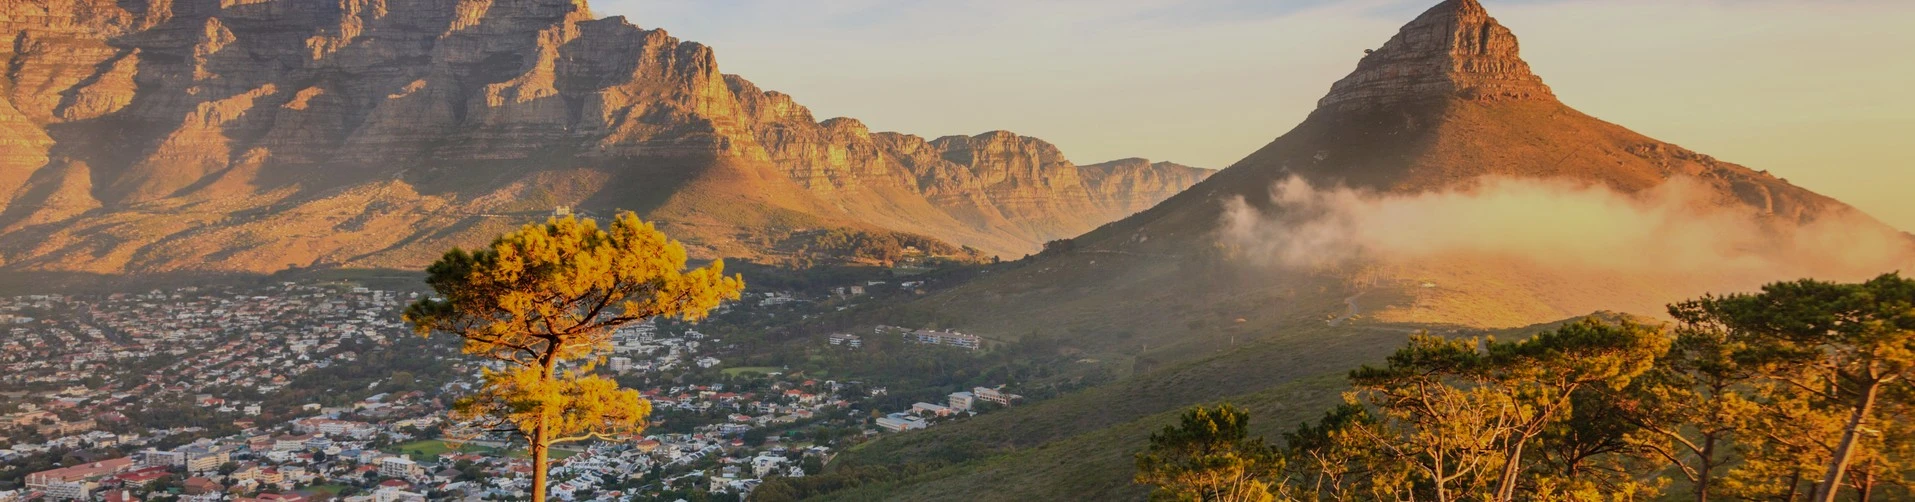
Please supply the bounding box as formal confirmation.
[1318,0,1553,111]
[0,0,1209,273]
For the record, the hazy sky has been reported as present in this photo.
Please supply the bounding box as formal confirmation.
[595,0,1915,231]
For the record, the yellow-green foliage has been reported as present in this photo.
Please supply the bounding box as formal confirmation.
[1136,404,1284,502]
[404,211,744,501]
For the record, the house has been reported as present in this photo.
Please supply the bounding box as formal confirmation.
[827,334,862,348]
[751,455,786,478]
[183,477,224,495]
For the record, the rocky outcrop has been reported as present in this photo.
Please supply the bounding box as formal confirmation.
[0,0,1194,273]
[1318,0,1552,111]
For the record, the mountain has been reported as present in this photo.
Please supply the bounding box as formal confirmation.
[918,0,1912,354]
[785,2,1913,499]
[0,0,1209,274]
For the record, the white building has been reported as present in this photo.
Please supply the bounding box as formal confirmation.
[948,392,975,411]
[874,414,927,432]
[374,486,426,502]
[912,402,953,417]
[752,455,787,478]
[379,457,419,478]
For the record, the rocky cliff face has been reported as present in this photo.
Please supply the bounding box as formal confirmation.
[0,0,1205,273]
[1078,158,1212,216]
[729,77,1210,255]
[1318,0,1552,111]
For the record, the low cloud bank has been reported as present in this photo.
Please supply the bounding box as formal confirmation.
[1220,176,1911,280]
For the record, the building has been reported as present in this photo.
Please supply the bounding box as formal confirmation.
[903,329,982,350]
[183,477,224,496]
[26,457,133,500]
[874,414,927,432]
[948,392,975,411]
[379,457,419,478]
[272,434,314,452]
[180,445,233,472]
[972,386,1020,406]
[752,455,787,478]
[911,402,954,417]
[827,333,862,348]
[140,448,187,467]
[373,485,425,502]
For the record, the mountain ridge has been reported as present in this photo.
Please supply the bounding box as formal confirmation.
[0,0,1210,273]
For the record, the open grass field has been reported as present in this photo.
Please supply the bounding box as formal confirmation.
[722,366,784,377]
[389,439,493,461]
[386,440,580,462]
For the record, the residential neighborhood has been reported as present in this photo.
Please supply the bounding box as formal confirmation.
[0,283,1024,501]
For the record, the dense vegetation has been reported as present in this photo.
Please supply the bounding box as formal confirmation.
[780,229,987,266]
[1137,274,1915,502]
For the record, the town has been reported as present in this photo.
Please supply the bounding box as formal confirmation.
[0,283,1020,501]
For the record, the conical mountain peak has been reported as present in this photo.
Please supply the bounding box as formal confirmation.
[1317,0,1553,111]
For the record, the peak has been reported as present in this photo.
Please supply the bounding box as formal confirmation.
[1082,158,1207,173]
[819,117,870,138]
[1434,0,1489,17]
[1317,0,1552,111]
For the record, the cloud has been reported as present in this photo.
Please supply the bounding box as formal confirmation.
[1220,176,1912,281]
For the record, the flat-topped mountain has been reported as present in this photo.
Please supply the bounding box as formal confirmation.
[0,0,1208,274]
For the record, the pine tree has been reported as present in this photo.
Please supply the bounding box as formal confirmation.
[1136,404,1287,502]
[405,211,744,502]
[1682,274,1915,502]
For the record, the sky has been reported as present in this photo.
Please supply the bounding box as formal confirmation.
[594,0,1915,231]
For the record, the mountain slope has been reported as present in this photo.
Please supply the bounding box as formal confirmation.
[0,0,1210,274]
[797,5,1913,499]
[920,0,1911,347]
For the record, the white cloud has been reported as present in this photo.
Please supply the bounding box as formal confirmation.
[1220,175,1912,279]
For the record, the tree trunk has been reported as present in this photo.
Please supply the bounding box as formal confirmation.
[532,350,559,502]
[1856,464,1875,502]
[1784,471,1801,502]
[532,422,549,502]
[1495,437,1530,502]
[1695,435,1715,502]
[1813,380,1880,502]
